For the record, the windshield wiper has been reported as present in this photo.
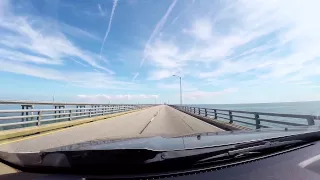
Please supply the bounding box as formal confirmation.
[2,129,318,177]
[152,139,307,165]
[0,138,312,176]
[196,139,305,163]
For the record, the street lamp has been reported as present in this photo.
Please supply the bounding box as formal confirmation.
[173,75,182,105]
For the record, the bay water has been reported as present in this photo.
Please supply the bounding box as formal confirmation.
[191,101,320,128]
[193,101,320,116]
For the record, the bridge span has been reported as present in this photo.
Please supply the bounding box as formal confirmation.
[1,100,316,153]
[0,105,223,152]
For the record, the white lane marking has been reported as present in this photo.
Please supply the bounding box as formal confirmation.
[298,154,320,168]
[150,117,155,122]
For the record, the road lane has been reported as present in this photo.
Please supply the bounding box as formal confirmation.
[0,105,223,152]
[0,106,162,152]
[142,105,223,137]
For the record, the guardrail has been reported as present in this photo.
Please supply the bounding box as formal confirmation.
[171,105,320,129]
[0,102,154,131]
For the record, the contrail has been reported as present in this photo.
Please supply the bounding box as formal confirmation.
[98,4,106,16]
[139,0,177,67]
[100,0,118,56]
[132,72,139,82]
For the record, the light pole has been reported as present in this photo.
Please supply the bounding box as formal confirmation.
[173,75,182,105]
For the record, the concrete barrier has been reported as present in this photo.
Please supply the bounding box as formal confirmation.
[0,109,142,141]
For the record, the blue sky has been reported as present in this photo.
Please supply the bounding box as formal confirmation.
[0,0,320,104]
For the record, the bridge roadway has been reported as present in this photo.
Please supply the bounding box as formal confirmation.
[0,105,223,152]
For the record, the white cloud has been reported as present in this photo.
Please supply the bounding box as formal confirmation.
[0,48,62,65]
[143,20,255,79]
[0,60,64,81]
[144,0,320,90]
[204,0,320,80]
[72,59,90,68]
[140,0,177,67]
[59,22,100,41]
[189,18,213,41]
[0,0,118,90]
[170,0,195,25]
[0,0,9,17]
[2,0,320,104]
[145,17,255,69]
[148,69,173,80]
[156,82,198,91]
[98,4,107,16]
[199,59,269,78]
[0,60,133,90]
[184,88,238,100]
[78,94,159,102]
[0,15,113,73]
[145,40,181,68]
[132,72,139,82]
[156,83,178,90]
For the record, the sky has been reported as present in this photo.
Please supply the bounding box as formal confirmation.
[0,0,320,104]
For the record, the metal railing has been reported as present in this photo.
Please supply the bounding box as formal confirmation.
[171,105,320,129]
[0,101,154,131]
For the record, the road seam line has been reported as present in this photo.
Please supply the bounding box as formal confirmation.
[169,107,195,131]
[170,106,225,131]
[139,106,161,134]
[179,115,195,131]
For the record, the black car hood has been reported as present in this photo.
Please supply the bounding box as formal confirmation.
[45,126,320,152]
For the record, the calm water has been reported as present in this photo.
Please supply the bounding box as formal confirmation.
[193,101,320,116]
[191,101,320,128]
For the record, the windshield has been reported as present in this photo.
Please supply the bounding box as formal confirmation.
[0,0,320,168]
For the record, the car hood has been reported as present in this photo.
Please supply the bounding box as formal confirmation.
[45,126,320,152]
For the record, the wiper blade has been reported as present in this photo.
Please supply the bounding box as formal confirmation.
[155,139,306,164]
[230,140,303,156]
[0,139,311,176]
[197,140,304,163]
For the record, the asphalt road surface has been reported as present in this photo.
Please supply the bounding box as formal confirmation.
[0,105,223,152]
